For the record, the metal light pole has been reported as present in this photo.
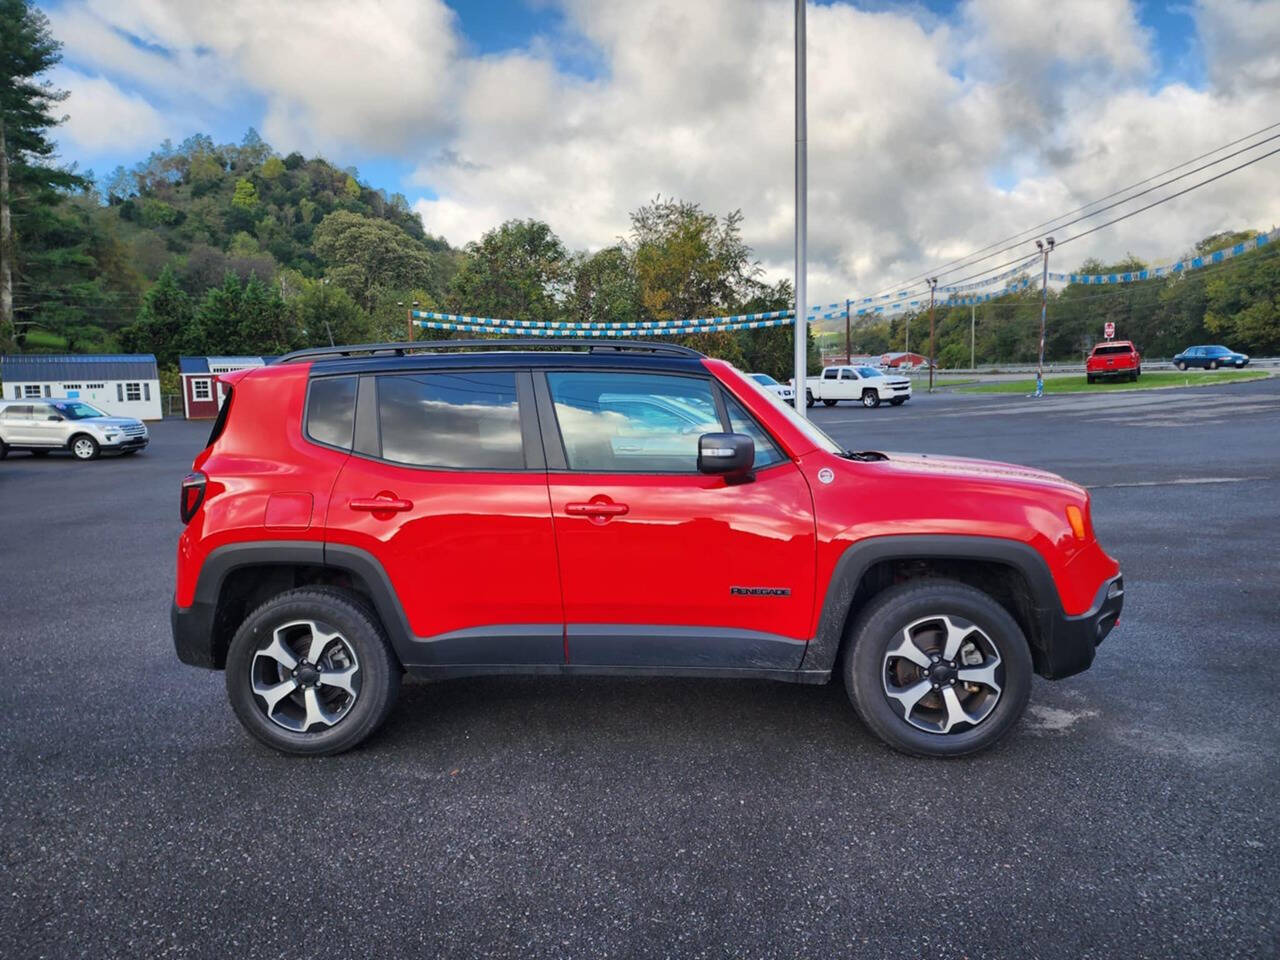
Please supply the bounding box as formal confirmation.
[970,302,976,369]
[927,277,938,392]
[844,298,851,363]
[793,0,808,418]
[1035,237,1055,396]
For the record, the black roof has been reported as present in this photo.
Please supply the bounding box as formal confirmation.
[287,339,710,376]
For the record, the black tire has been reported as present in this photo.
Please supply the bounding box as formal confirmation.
[70,434,100,461]
[1135,366,1141,378]
[822,398,838,407]
[1176,361,1187,371]
[1086,374,1094,384]
[842,579,1033,758]
[861,390,880,409]
[0,440,7,459]
[889,397,906,406]
[806,390,815,408]
[225,587,402,756]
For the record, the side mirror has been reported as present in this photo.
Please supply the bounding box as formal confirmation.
[47,414,63,421]
[698,432,754,482]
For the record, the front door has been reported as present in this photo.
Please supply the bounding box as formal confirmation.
[539,369,817,672]
[325,369,564,668]
[29,403,68,446]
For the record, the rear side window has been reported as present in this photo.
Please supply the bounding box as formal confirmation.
[306,376,357,450]
[376,372,523,469]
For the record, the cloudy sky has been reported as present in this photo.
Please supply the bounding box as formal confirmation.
[38,0,1280,306]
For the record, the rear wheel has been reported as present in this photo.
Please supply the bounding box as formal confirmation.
[843,580,1033,757]
[1086,374,1095,384]
[225,587,402,756]
[1208,360,1219,370]
[822,398,838,407]
[806,390,815,408]
[861,390,881,409]
[70,435,100,461]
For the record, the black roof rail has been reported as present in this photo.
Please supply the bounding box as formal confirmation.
[277,338,705,363]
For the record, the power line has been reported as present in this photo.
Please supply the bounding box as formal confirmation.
[869,119,1280,296]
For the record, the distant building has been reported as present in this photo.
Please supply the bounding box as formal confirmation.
[178,356,271,419]
[1,354,162,419]
[880,351,931,369]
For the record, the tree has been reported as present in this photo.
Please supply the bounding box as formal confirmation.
[290,281,372,347]
[0,0,88,348]
[313,210,437,311]
[120,263,192,366]
[448,219,569,323]
[566,245,641,325]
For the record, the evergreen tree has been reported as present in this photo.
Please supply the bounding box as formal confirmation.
[120,263,192,365]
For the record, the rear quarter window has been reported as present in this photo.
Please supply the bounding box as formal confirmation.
[306,376,358,450]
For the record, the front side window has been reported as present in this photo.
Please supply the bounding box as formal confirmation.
[377,371,523,469]
[547,372,722,472]
[51,401,107,420]
[306,376,357,450]
[724,396,785,469]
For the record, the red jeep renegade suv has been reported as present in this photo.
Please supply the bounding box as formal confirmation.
[173,340,1123,757]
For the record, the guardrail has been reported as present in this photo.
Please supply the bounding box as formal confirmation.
[890,358,1280,376]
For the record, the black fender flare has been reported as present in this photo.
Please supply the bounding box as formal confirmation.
[799,535,1062,674]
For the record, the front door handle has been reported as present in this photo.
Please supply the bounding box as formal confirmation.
[566,501,629,517]
[350,496,413,513]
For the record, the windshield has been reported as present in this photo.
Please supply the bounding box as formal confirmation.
[750,373,779,386]
[732,367,843,455]
[856,367,881,378]
[52,401,108,420]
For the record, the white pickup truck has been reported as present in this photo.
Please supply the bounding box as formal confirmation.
[793,365,912,409]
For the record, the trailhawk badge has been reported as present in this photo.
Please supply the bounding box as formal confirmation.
[817,467,835,484]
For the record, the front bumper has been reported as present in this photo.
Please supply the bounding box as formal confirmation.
[104,435,149,451]
[1039,574,1123,679]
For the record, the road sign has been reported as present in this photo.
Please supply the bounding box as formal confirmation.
[1104,322,1115,340]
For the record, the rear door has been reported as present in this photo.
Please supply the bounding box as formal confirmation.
[539,368,817,672]
[0,405,34,444]
[325,367,564,668]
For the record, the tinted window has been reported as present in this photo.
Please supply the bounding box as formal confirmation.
[1,405,31,418]
[823,368,839,379]
[1093,344,1131,355]
[307,376,357,449]
[377,371,523,469]
[547,372,721,472]
[724,396,785,469]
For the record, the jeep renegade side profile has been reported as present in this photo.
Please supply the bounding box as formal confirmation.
[172,340,1123,758]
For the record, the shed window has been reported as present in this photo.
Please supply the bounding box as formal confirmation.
[24,385,42,398]
[125,382,142,401]
[192,379,212,401]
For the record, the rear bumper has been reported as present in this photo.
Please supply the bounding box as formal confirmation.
[171,599,218,669]
[1039,574,1124,679]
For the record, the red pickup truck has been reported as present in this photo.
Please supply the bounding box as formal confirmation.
[1086,341,1141,383]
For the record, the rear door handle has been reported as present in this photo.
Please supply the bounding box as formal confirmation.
[350,497,413,512]
[565,501,629,517]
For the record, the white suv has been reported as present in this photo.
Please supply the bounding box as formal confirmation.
[748,373,796,405]
[0,399,149,461]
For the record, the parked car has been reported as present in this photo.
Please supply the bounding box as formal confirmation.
[172,339,1122,758]
[0,399,149,460]
[748,372,795,404]
[794,365,912,408]
[1172,345,1250,370]
[1085,341,1141,383]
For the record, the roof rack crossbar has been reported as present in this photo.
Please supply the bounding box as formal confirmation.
[278,338,705,363]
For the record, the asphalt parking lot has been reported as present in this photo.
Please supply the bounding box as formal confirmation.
[2,378,1278,959]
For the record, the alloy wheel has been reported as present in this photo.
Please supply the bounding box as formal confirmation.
[250,620,361,732]
[881,614,1003,734]
[73,438,96,459]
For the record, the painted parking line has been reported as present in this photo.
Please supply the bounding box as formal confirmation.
[1087,476,1269,488]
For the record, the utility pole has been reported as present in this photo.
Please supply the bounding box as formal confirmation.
[927,277,938,392]
[844,298,851,363]
[971,303,976,369]
[793,0,808,419]
[1035,237,1055,397]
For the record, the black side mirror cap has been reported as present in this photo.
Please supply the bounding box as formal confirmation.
[698,432,754,482]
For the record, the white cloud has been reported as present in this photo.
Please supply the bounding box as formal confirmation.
[45,0,1280,306]
[53,69,170,153]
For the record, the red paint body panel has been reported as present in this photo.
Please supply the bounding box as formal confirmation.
[325,458,564,638]
[548,462,816,638]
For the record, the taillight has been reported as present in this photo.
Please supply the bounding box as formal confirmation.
[180,471,207,523]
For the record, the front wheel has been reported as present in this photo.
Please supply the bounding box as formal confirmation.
[71,435,100,461]
[1176,361,1187,371]
[861,390,881,408]
[806,390,815,408]
[822,398,838,407]
[0,440,7,459]
[843,580,1033,757]
[225,587,402,756]
[889,397,906,406]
